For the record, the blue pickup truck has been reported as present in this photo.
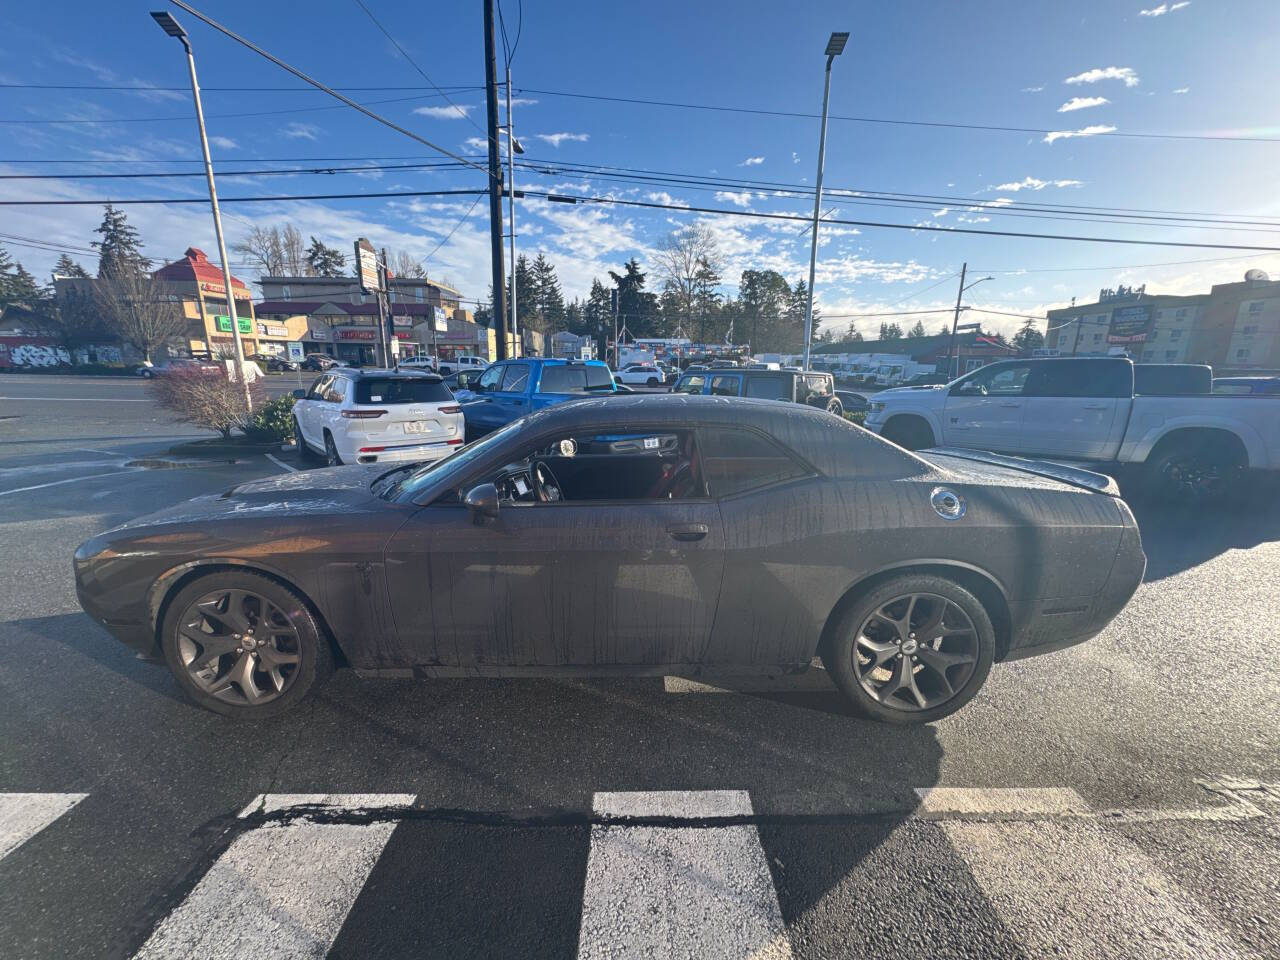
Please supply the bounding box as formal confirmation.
[460,357,618,438]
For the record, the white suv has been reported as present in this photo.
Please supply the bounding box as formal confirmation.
[615,364,665,386]
[291,369,463,466]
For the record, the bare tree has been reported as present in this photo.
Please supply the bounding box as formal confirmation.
[653,224,721,331]
[392,251,428,279]
[234,223,311,276]
[94,268,187,363]
[149,367,265,438]
[281,224,308,275]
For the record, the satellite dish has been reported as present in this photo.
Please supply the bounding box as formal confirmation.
[1244,269,1269,282]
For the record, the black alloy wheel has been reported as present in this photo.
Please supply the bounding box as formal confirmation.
[824,574,995,724]
[161,572,332,717]
[1147,443,1241,504]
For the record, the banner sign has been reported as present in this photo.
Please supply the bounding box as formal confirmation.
[1108,304,1154,344]
[214,315,253,334]
[354,238,382,295]
[433,306,449,332]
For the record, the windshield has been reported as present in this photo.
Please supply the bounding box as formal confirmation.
[379,417,529,500]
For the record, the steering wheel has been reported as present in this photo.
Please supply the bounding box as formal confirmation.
[531,460,563,502]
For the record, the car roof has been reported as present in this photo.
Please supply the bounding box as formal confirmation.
[333,367,442,382]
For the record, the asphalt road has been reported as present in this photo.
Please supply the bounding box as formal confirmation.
[0,376,1277,959]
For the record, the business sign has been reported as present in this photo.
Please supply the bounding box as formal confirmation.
[257,322,288,338]
[214,315,253,334]
[354,238,382,295]
[433,306,449,332]
[287,342,305,361]
[1108,304,1154,344]
[336,329,377,341]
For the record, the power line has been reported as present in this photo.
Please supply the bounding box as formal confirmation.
[0,82,479,92]
[0,187,485,206]
[972,252,1280,274]
[424,193,485,261]
[0,160,468,180]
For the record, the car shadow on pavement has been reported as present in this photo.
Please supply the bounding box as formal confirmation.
[1129,482,1280,581]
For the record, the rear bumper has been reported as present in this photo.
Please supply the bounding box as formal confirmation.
[349,440,461,465]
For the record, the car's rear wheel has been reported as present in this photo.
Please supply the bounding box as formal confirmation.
[324,431,342,466]
[881,416,935,451]
[1143,439,1243,504]
[822,574,995,724]
[160,571,332,718]
[826,397,844,417]
[647,377,660,387]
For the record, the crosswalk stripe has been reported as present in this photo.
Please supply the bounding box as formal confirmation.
[941,818,1249,959]
[0,792,87,862]
[577,790,792,960]
[132,793,414,960]
[915,786,1090,816]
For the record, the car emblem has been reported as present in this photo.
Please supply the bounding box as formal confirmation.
[931,487,966,520]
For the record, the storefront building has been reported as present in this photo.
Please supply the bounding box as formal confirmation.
[150,248,261,359]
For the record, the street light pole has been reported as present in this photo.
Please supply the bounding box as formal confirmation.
[151,11,251,410]
[802,31,848,372]
[946,265,994,378]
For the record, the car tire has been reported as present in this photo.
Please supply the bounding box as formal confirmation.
[647,377,660,387]
[826,398,844,418]
[881,416,935,451]
[292,417,319,462]
[323,431,342,467]
[822,573,995,725]
[160,570,333,719]
[1143,438,1244,505]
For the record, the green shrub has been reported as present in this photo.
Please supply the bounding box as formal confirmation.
[843,409,867,426]
[243,393,298,442]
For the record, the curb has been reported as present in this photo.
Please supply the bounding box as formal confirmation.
[167,438,284,458]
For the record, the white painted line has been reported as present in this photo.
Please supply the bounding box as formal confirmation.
[941,818,1248,959]
[0,792,88,862]
[578,791,793,960]
[264,453,298,473]
[0,470,136,498]
[133,794,414,960]
[0,396,152,402]
[914,787,1091,816]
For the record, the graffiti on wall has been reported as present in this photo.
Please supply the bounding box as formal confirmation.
[10,344,71,367]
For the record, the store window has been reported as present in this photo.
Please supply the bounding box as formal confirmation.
[1165,351,1177,361]
[1237,348,1251,359]
[1242,325,1258,336]
[1248,301,1264,313]
[1170,329,1183,341]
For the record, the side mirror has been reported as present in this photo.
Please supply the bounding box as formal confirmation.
[291,388,307,399]
[463,482,500,520]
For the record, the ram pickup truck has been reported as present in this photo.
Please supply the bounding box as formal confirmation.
[863,356,1279,503]
[460,357,618,439]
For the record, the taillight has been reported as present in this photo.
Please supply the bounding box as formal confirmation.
[439,405,462,414]
[447,438,464,445]
[342,409,387,419]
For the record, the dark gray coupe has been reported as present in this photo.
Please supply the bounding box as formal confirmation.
[74,395,1145,724]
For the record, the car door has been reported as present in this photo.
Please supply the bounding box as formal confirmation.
[321,374,349,444]
[708,373,742,396]
[296,374,331,448]
[941,361,1034,452]
[383,424,725,667]
[1019,358,1131,460]
[462,362,509,434]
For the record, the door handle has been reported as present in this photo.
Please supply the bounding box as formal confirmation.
[667,523,709,542]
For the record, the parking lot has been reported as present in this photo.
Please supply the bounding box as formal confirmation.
[1,375,1277,959]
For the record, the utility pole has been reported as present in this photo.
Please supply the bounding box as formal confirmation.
[946,262,967,380]
[151,11,251,409]
[505,64,520,358]
[374,258,389,368]
[482,0,509,359]
[380,246,396,369]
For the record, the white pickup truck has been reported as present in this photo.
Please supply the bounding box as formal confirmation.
[863,356,1279,503]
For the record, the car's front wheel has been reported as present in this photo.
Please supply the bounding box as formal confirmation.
[822,574,995,724]
[647,377,660,387]
[160,571,333,718]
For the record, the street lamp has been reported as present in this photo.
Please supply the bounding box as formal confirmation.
[150,10,252,409]
[802,31,849,371]
[945,263,994,378]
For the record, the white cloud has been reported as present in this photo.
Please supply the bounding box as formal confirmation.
[1043,124,1117,144]
[646,191,689,208]
[956,215,991,224]
[1021,85,1045,93]
[791,151,800,163]
[534,132,589,147]
[992,177,1084,191]
[463,136,488,151]
[1058,96,1109,112]
[1139,2,1190,16]
[508,97,539,107]
[412,104,474,119]
[283,123,320,140]
[1172,87,1190,94]
[740,156,764,166]
[932,207,951,218]
[714,191,753,208]
[209,136,239,150]
[1064,66,1140,88]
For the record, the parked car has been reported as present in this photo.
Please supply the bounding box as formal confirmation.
[136,358,220,378]
[460,357,618,438]
[442,369,484,401]
[864,356,1280,503]
[707,359,740,369]
[672,368,845,416]
[398,356,438,373]
[615,364,667,387]
[301,354,339,372]
[1212,375,1280,395]
[290,368,463,466]
[835,390,869,414]
[248,354,299,373]
[73,394,1145,723]
[437,354,488,376]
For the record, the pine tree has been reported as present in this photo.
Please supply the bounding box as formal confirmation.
[0,245,13,304]
[93,204,149,279]
[907,320,927,338]
[879,321,904,340]
[609,259,659,339]
[52,254,89,279]
[1011,317,1045,356]
[531,253,566,331]
[3,262,41,308]
[937,323,951,337]
[305,237,346,277]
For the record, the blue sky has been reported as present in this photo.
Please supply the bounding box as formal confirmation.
[3,0,1279,338]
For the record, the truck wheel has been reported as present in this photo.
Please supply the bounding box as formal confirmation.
[881,416,935,451]
[826,397,844,417]
[1144,439,1243,504]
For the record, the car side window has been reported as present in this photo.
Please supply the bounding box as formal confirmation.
[805,374,833,398]
[307,375,330,400]
[699,426,810,498]
[744,375,790,400]
[477,363,505,392]
[709,375,741,396]
[1026,360,1130,398]
[953,362,1032,397]
[324,377,347,403]
[501,362,531,392]
[673,374,706,394]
